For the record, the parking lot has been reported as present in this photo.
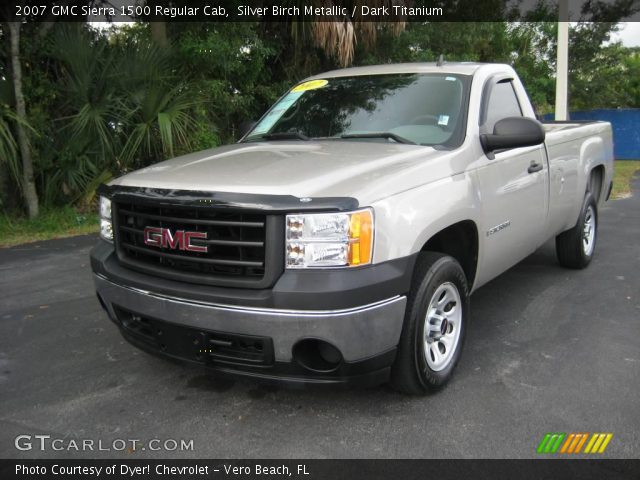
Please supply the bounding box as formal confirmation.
[1,184,639,459]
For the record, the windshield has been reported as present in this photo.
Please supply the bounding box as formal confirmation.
[244,73,471,147]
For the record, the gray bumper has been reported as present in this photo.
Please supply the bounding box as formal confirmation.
[94,274,406,363]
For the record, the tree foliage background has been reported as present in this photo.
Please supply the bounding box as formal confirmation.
[0,13,638,216]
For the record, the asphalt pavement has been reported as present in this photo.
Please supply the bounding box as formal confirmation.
[1,182,639,459]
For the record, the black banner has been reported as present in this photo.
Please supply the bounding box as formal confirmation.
[2,459,640,480]
[3,0,640,23]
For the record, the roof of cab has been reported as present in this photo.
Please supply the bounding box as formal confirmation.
[305,62,492,80]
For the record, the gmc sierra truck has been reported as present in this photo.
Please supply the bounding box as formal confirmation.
[91,63,614,394]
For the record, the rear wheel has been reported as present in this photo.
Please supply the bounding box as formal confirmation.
[556,193,598,269]
[390,252,469,394]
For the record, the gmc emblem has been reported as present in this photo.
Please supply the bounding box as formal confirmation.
[143,227,208,253]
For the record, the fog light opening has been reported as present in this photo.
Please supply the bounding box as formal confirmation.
[292,339,343,373]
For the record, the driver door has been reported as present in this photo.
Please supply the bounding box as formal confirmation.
[476,78,549,283]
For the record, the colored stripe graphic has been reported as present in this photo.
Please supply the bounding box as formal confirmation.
[560,433,575,453]
[560,433,589,454]
[598,434,613,453]
[585,433,614,454]
[574,433,589,453]
[549,433,565,453]
[537,434,552,453]
[539,433,613,454]
[537,433,565,453]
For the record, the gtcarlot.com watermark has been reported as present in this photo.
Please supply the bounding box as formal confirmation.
[15,434,194,452]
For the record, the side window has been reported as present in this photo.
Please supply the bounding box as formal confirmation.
[484,80,522,132]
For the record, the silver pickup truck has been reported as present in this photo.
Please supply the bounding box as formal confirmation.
[91,63,614,394]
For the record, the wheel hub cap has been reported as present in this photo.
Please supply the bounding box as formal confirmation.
[439,318,449,336]
[582,205,596,256]
[423,282,463,372]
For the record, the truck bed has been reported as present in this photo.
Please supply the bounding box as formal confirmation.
[542,120,607,133]
[542,120,612,146]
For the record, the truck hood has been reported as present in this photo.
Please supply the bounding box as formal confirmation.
[110,141,459,204]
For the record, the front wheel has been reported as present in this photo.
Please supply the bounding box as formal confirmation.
[390,252,469,395]
[556,193,598,269]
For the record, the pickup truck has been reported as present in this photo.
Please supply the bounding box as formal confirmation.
[91,63,614,394]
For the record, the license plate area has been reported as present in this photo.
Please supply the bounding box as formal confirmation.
[113,305,275,367]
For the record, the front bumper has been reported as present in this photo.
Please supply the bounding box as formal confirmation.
[92,243,412,386]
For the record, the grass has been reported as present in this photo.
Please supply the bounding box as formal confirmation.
[611,160,640,199]
[0,160,638,248]
[0,207,99,248]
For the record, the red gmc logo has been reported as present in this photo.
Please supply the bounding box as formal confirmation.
[143,227,208,253]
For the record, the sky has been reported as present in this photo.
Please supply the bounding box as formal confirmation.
[609,23,640,47]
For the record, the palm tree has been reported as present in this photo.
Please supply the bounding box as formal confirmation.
[46,25,202,204]
[288,0,408,67]
[120,83,200,168]
[7,21,39,218]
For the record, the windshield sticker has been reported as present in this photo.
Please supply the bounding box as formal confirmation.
[445,76,457,81]
[251,91,304,135]
[292,79,328,92]
[438,115,450,126]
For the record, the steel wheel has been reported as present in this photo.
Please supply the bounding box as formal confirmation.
[582,205,596,256]
[424,282,462,372]
[556,192,597,269]
[391,252,469,394]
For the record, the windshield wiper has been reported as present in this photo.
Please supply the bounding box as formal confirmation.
[340,132,416,145]
[261,132,310,141]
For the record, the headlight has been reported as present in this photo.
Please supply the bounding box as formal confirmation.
[100,218,113,240]
[99,196,113,242]
[99,195,111,219]
[286,209,373,268]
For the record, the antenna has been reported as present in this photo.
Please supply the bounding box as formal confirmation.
[437,54,445,67]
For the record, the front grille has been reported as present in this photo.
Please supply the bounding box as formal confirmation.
[113,200,279,287]
[114,306,275,367]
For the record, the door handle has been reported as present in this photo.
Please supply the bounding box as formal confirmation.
[528,162,543,174]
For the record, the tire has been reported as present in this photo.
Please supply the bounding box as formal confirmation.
[390,252,469,395]
[555,193,598,269]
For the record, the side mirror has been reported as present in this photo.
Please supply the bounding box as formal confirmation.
[480,116,545,154]
[238,120,256,138]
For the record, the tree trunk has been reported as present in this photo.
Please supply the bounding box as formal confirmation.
[8,21,39,218]
[151,22,168,47]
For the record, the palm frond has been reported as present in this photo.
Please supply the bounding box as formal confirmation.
[0,106,38,190]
